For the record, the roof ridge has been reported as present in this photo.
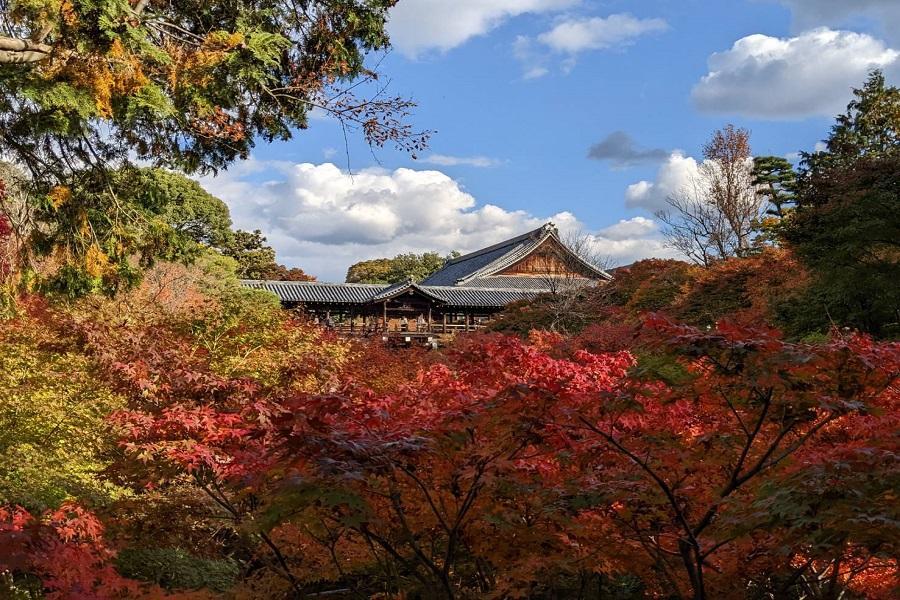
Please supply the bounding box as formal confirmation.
[241,280,388,288]
[421,285,548,292]
[444,223,554,266]
[371,280,448,303]
[454,228,555,284]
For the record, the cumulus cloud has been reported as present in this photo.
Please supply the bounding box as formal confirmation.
[625,152,702,212]
[387,0,578,58]
[562,217,679,267]
[692,28,899,119]
[420,154,503,168]
[515,13,668,78]
[596,216,659,241]
[199,160,675,280]
[775,0,900,44]
[588,131,669,169]
[537,14,668,53]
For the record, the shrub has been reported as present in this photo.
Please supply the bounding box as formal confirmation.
[115,547,239,592]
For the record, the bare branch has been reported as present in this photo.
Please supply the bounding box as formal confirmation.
[657,126,764,265]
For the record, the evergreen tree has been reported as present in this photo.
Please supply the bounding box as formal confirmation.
[346,251,457,284]
[218,229,314,281]
[782,70,900,337]
[0,0,425,293]
[752,156,797,218]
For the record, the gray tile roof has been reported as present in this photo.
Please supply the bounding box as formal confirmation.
[421,224,551,286]
[421,223,611,286]
[243,223,610,310]
[242,280,541,308]
[424,286,540,307]
[368,280,447,303]
[242,280,385,304]
[461,275,596,291]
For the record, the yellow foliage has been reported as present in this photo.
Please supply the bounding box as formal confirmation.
[201,31,246,55]
[84,243,109,278]
[168,31,245,90]
[48,185,71,209]
[60,0,77,27]
[108,38,126,60]
[88,58,115,117]
[0,311,128,509]
[64,38,151,118]
[76,208,90,237]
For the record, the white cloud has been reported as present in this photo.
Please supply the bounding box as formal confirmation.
[420,154,503,168]
[625,152,702,211]
[597,216,658,241]
[550,216,679,267]
[515,13,667,78]
[513,35,551,80]
[774,0,900,44]
[200,160,675,280]
[537,14,668,53]
[387,0,578,58]
[692,28,899,119]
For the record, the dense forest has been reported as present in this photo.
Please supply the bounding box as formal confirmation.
[0,1,897,599]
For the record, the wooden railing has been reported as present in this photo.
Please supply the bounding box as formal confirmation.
[328,322,485,336]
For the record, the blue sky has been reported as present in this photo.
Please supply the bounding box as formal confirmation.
[200,0,900,281]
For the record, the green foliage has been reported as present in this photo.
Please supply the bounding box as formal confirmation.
[783,70,900,338]
[29,166,210,297]
[218,228,315,281]
[0,308,128,510]
[1,0,404,176]
[818,70,900,167]
[146,169,233,248]
[0,571,41,599]
[345,250,455,283]
[752,155,797,218]
[24,167,312,295]
[115,547,239,592]
[345,256,391,283]
[785,156,900,337]
[0,0,421,292]
[218,229,278,280]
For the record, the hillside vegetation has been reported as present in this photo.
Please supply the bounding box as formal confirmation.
[0,30,896,600]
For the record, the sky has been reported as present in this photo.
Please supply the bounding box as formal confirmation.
[199,0,900,282]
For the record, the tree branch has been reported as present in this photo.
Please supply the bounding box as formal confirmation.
[0,36,54,63]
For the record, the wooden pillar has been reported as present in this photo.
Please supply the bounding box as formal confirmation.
[427,306,433,332]
[350,309,355,333]
[442,313,447,334]
[465,312,471,332]
[383,301,388,332]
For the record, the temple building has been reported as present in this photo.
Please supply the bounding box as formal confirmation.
[242,223,611,337]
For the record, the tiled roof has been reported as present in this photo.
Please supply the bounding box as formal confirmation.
[424,286,540,307]
[421,223,611,286]
[461,275,597,291]
[242,280,541,308]
[243,223,610,309]
[369,280,446,303]
[421,224,551,286]
[242,281,385,303]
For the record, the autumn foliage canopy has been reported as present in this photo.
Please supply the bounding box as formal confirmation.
[0,281,895,599]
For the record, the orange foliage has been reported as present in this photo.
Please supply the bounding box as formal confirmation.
[672,248,809,327]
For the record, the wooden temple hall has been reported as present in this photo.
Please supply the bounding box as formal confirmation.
[243,223,611,338]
